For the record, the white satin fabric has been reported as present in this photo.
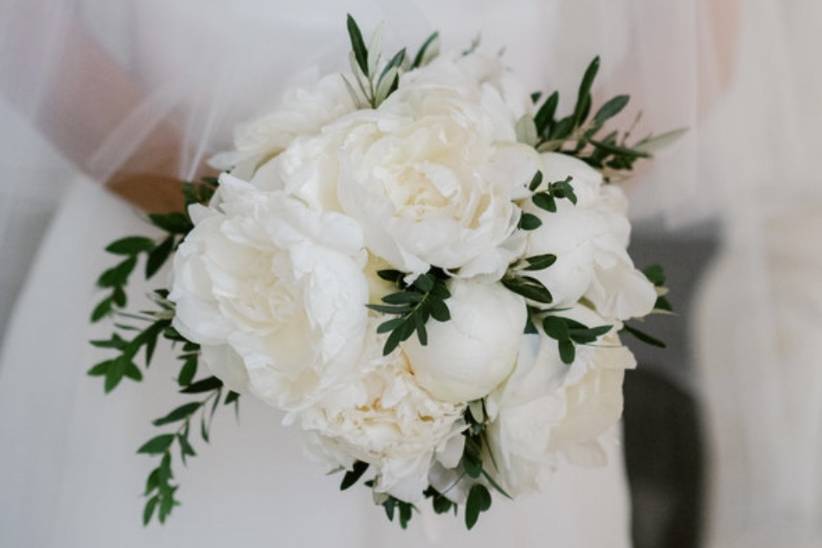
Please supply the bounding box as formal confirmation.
[0,0,711,546]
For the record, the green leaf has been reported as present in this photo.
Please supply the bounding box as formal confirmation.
[654,296,673,312]
[523,254,556,271]
[366,303,411,315]
[574,56,600,125]
[413,273,435,292]
[379,48,406,82]
[87,359,113,377]
[589,138,651,159]
[346,14,369,77]
[465,484,492,530]
[534,91,559,136]
[593,94,630,126]
[224,391,240,405]
[152,402,202,426]
[429,299,450,322]
[145,235,175,279]
[568,324,612,344]
[622,324,667,348]
[382,323,406,355]
[558,339,576,364]
[518,212,542,231]
[643,264,666,286]
[104,357,127,393]
[527,170,544,191]
[543,316,569,341]
[340,460,369,490]
[382,291,423,304]
[502,277,553,304]
[177,357,197,386]
[377,317,405,334]
[177,433,196,458]
[143,496,159,526]
[549,115,576,140]
[123,361,143,381]
[97,256,137,288]
[148,212,192,234]
[106,236,155,256]
[377,269,404,283]
[634,127,688,154]
[412,31,439,68]
[137,434,175,455]
[532,192,557,213]
[481,469,513,500]
[179,376,223,394]
[398,501,413,529]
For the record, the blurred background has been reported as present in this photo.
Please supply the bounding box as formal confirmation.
[2,1,821,547]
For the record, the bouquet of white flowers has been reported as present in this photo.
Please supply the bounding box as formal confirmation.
[89,15,675,530]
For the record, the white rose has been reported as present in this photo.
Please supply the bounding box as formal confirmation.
[300,321,466,502]
[210,74,355,175]
[403,279,526,403]
[522,152,657,320]
[485,305,636,496]
[169,174,369,411]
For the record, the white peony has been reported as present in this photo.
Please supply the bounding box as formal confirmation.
[403,278,526,403]
[300,320,466,502]
[484,305,637,496]
[522,152,657,320]
[254,78,539,279]
[169,174,369,412]
[210,73,355,175]
[401,48,533,122]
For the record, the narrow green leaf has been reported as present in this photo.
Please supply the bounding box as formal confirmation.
[589,138,651,159]
[179,376,223,394]
[534,91,559,135]
[340,461,370,490]
[143,497,159,526]
[382,291,423,305]
[574,56,600,125]
[177,357,197,386]
[137,434,175,455]
[366,303,411,315]
[413,273,435,292]
[346,14,369,76]
[593,94,630,126]
[145,235,175,279]
[148,212,192,234]
[152,402,201,427]
[622,324,667,348]
[106,236,155,256]
[412,31,439,68]
[523,254,557,271]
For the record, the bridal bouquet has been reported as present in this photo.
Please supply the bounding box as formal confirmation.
[89,16,675,530]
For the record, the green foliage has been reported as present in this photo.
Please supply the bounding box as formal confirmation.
[526,170,578,214]
[621,323,667,348]
[501,274,553,304]
[524,56,682,180]
[342,16,439,109]
[367,269,452,355]
[140,375,238,525]
[541,315,612,365]
[340,461,370,490]
[465,484,492,530]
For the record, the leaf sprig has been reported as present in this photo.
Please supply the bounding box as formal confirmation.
[523,57,683,180]
[367,269,452,355]
[618,264,671,349]
[541,315,612,364]
[140,374,240,525]
[343,15,439,109]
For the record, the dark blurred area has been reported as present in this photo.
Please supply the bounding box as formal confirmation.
[622,221,718,548]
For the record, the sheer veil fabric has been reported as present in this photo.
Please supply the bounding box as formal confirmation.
[0,0,792,546]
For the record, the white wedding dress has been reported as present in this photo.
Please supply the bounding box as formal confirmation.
[0,1,704,546]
